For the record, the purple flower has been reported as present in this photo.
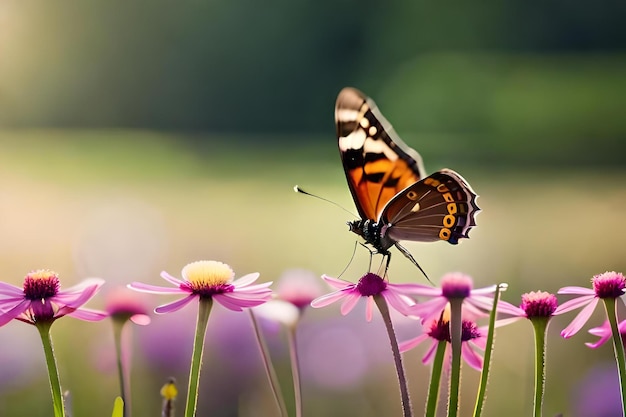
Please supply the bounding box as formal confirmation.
[586,320,626,349]
[556,271,626,338]
[407,273,499,324]
[310,273,423,321]
[128,260,273,313]
[0,269,106,326]
[399,311,486,371]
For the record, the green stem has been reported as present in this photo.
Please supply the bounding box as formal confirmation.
[530,317,548,417]
[36,322,65,417]
[288,326,303,417]
[447,298,463,417]
[184,297,213,417]
[425,341,446,417]
[602,297,626,416]
[112,320,129,417]
[374,295,413,417]
[247,310,289,417]
[473,283,503,417]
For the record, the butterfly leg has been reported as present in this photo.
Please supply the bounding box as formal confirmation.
[376,252,391,278]
[356,242,375,271]
[394,242,431,282]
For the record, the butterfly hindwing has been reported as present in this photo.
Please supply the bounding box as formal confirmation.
[335,87,426,221]
[381,169,480,244]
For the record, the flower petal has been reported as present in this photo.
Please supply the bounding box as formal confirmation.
[0,299,31,326]
[555,295,596,315]
[383,289,415,316]
[216,293,269,310]
[321,275,355,290]
[557,286,595,295]
[155,295,196,314]
[399,334,428,353]
[495,300,525,316]
[421,340,440,365]
[339,292,361,316]
[130,314,151,326]
[561,298,599,338]
[213,294,245,311]
[232,282,273,293]
[160,271,185,286]
[410,297,448,323]
[128,282,186,295]
[311,289,352,308]
[66,308,108,321]
[54,283,101,309]
[59,278,105,295]
[227,289,273,300]
[0,282,26,296]
[462,343,483,371]
[231,273,261,287]
[365,297,374,322]
[469,285,499,296]
[386,282,437,295]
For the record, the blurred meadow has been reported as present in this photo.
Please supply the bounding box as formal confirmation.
[1,1,625,416]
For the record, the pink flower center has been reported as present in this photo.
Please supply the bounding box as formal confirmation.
[356,273,387,297]
[520,291,558,318]
[23,270,60,300]
[428,317,451,342]
[592,271,626,298]
[441,273,473,299]
[428,317,481,343]
[461,320,482,342]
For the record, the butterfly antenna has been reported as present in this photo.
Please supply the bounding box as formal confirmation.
[294,185,356,217]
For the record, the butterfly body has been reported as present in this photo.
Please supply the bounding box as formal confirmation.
[335,87,480,272]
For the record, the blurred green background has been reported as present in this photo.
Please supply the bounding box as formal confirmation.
[0,1,625,416]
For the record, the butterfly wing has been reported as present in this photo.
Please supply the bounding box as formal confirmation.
[335,87,426,221]
[381,169,480,244]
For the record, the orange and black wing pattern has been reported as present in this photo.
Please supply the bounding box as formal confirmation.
[335,87,426,221]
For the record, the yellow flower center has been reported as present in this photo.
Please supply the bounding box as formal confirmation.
[182,261,234,287]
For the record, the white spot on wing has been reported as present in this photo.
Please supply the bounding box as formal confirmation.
[363,137,398,161]
[410,202,420,212]
[339,128,367,151]
[359,118,370,129]
[336,109,360,123]
[368,126,377,136]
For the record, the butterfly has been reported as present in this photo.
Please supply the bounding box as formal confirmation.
[335,87,480,276]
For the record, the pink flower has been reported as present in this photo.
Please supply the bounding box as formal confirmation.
[310,272,422,321]
[407,273,499,324]
[496,291,560,324]
[275,269,325,310]
[400,311,487,371]
[556,271,626,338]
[586,320,626,349]
[105,287,151,326]
[0,269,106,326]
[128,260,273,313]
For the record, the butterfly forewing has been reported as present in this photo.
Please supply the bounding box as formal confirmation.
[381,169,479,244]
[335,87,426,221]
